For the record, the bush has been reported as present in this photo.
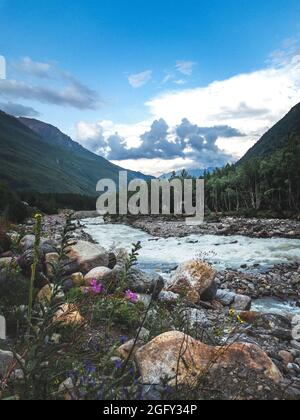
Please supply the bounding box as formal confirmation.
[0,182,28,223]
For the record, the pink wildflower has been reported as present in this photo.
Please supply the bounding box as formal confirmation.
[125,290,138,304]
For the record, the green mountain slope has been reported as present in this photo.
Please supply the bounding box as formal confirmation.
[239,103,300,164]
[0,111,151,195]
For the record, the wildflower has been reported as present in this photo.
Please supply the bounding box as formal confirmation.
[119,335,127,344]
[114,359,122,370]
[125,289,138,304]
[237,314,245,324]
[228,309,236,318]
[85,279,104,295]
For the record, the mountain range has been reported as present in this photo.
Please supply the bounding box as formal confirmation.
[0,102,299,196]
[0,111,152,195]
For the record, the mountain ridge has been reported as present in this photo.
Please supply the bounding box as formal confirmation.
[0,111,152,195]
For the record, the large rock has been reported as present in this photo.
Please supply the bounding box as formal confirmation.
[66,241,109,273]
[20,235,57,255]
[84,266,113,285]
[127,268,164,298]
[167,260,216,304]
[135,331,282,387]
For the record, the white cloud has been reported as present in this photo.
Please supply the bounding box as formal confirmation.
[128,70,152,88]
[175,60,197,76]
[146,54,300,157]
[76,48,300,175]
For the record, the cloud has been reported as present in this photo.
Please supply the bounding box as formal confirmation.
[175,61,197,76]
[0,78,99,110]
[0,101,40,117]
[146,53,300,157]
[76,43,300,175]
[16,57,53,79]
[0,57,100,110]
[76,117,241,169]
[128,70,152,88]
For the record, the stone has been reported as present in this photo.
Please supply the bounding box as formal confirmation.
[19,235,35,251]
[45,253,59,278]
[84,266,112,285]
[127,268,164,298]
[135,331,282,387]
[231,294,252,311]
[58,378,74,394]
[0,315,6,340]
[53,304,85,326]
[116,339,143,359]
[71,272,84,287]
[187,308,212,329]
[0,350,14,376]
[167,260,216,304]
[278,350,294,366]
[66,241,109,273]
[158,291,180,304]
[37,284,52,304]
[216,290,236,306]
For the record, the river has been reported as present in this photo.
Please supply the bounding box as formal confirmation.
[82,217,300,315]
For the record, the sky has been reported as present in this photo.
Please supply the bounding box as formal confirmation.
[1,0,300,176]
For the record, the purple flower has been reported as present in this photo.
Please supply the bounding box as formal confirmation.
[89,279,104,295]
[125,289,138,304]
[119,335,127,344]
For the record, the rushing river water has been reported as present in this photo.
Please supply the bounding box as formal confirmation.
[82,217,300,315]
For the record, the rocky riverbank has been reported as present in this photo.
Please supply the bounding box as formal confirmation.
[107,215,300,239]
[1,213,300,399]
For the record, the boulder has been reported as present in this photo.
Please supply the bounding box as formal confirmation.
[84,266,113,285]
[66,241,109,273]
[127,268,164,298]
[167,260,216,304]
[37,284,52,304]
[135,331,282,387]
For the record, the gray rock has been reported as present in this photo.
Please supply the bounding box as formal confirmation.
[158,291,180,304]
[232,295,252,311]
[187,308,212,329]
[291,340,300,351]
[127,269,164,298]
[216,290,236,306]
[66,241,109,273]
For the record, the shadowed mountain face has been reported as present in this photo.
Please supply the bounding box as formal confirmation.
[239,102,300,164]
[0,111,152,195]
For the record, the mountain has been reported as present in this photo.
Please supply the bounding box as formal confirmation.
[239,103,300,164]
[159,167,215,180]
[0,111,152,195]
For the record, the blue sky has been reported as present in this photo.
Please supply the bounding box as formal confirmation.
[1,0,300,175]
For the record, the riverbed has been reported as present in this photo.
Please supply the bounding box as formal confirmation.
[82,217,300,315]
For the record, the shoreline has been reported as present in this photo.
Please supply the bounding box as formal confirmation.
[104,215,300,240]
